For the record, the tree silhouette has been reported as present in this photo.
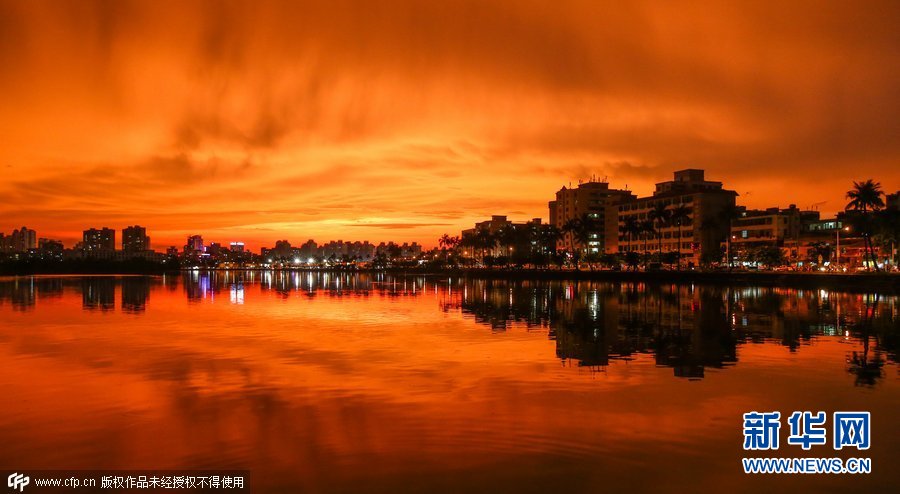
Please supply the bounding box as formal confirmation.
[846,179,885,271]
[669,203,692,269]
[648,203,671,255]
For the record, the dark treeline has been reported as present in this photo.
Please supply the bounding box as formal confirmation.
[0,258,177,275]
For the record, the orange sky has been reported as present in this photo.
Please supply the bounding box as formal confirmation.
[1,0,898,250]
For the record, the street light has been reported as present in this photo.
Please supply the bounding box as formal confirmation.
[836,225,850,269]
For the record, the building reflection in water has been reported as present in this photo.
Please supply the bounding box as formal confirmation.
[122,277,152,313]
[81,277,115,311]
[1,273,897,384]
[439,278,898,383]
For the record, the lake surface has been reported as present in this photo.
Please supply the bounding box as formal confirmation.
[1,273,898,493]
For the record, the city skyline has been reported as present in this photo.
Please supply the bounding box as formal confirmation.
[2,167,896,253]
[1,1,898,249]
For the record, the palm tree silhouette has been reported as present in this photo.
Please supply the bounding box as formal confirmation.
[640,219,655,265]
[669,203,692,269]
[574,214,601,269]
[536,225,562,268]
[702,203,740,268]
[474,226,495,266]
[459,231,476,264]
[438,234,460,262]
[620,216,642,266]
[846,179,885,271]
[561,217,583,265]
[648,203,671,255]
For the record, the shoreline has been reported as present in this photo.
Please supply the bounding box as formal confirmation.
[2,266,899,292]
[440,268,900,292]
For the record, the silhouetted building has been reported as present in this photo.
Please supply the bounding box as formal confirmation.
[0,226,37,254]
[887,192,899,210]
[461,216,547,258]
[731,205,819,260]
[82,227,116,256]
[122,225,150,254]
[185,235,204,254]
[37,238,64,259]
[550,182,635,254]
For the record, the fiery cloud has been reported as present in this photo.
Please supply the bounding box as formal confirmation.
[1,0,898,248]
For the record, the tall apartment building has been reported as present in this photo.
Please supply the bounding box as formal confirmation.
[0,226,37,253]
[548,182,636,254]
[83,227,116,254]
[122,225,151,254]
[185,235,204,254]
[617,169,737,264]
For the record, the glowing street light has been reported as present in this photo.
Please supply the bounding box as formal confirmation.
[836,225,850,269]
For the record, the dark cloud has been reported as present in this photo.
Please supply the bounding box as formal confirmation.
[0,0,898,247]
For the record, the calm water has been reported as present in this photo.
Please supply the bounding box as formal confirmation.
[1,273,898,493]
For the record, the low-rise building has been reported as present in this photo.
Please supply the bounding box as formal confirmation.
[730,205,819,260]
[461,215,547,258]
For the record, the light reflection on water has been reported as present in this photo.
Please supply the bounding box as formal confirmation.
[0,273,898,493]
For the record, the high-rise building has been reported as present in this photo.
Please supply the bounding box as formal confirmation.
[122,225,150,254]
[887,192,899,210]
[273,240,293,260]
[549,182,636,254]
[82,227,115,253]
[0,226,37,253]
[185,235,204,253]
[616,169,737,264]
[229,242,245,253]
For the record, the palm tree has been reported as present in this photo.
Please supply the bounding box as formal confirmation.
[496,226,522,258]
[459,231,476,264]
[575,214,600,249]
[701,203,740,268]
[573,214,601,269]
[561,217,583,265]
[873,208,900,268]
[535,225,562,269]
[669,203,692,269]
[438,234,460,262]
[639,219,655,265]
[620,216,642,266]
[648,203,671,255]
[474,226,495,266]
[538,225,562,255]
[846,179,885,271]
